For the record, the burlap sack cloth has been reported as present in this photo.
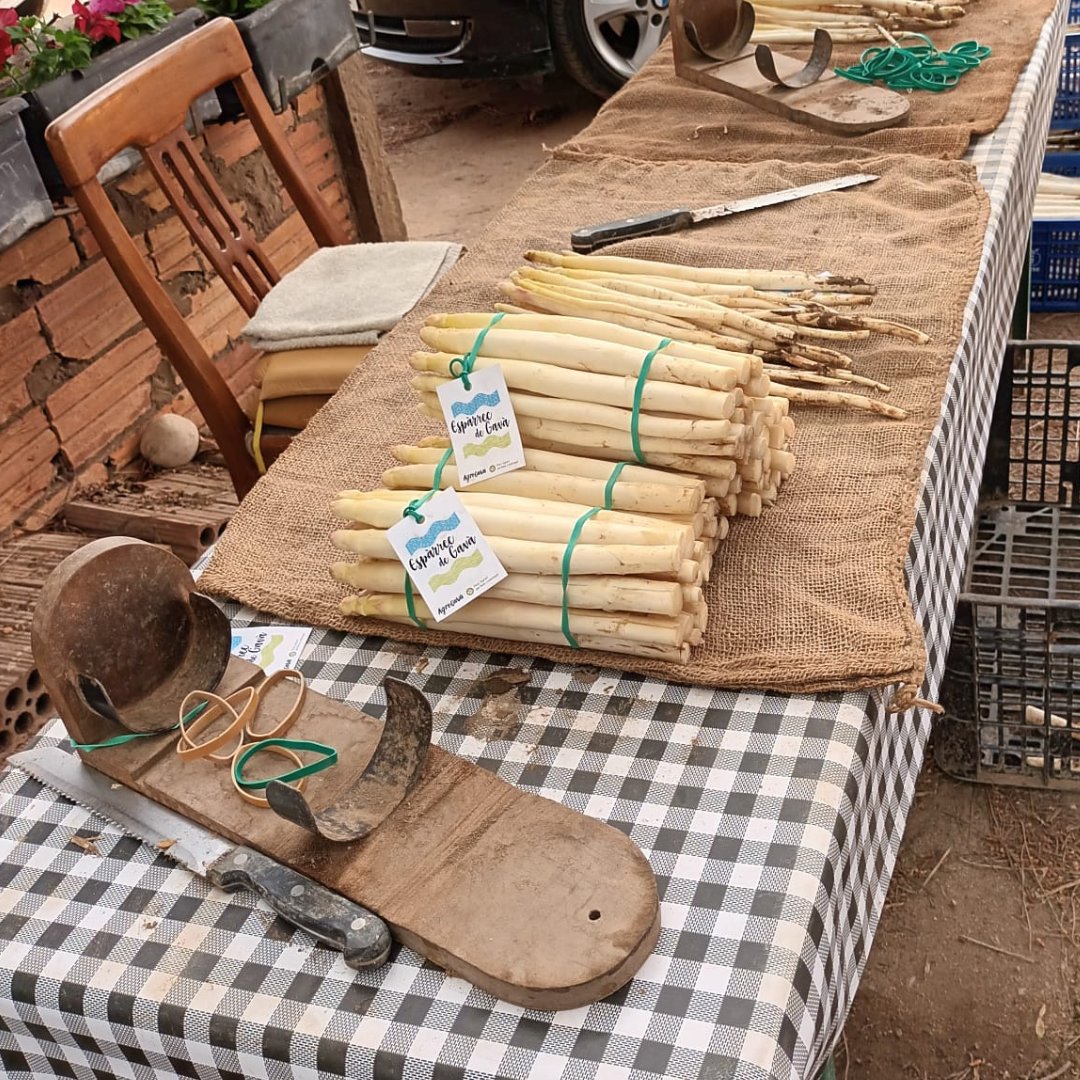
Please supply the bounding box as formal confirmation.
[558,0,1059,166]
[201,153,989,694]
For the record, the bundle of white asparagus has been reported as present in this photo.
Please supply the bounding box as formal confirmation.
[747,0,969,45]
[499,251,927,420]
[1033,171,1080,220]
[330,456,722,663]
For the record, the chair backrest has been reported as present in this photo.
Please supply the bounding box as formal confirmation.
[46,17,349,497]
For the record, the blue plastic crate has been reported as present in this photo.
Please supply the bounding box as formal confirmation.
[1031,221,1080,310]
[1073,0,1080,23]
[1045,151,1080,177]
[1052,34,1080,130]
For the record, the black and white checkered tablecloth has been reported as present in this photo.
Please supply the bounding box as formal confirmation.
[0,9,1066,1077]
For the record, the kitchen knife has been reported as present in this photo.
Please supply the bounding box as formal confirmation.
[569,173,880,253]
[9,745,392,970]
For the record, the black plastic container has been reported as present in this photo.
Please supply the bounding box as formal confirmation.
[19,8,218,197]
[0,98,52,252]
[215,0,358,119]
[938,342,1080,789]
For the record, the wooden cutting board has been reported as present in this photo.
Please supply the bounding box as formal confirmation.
[61,657,660,1011]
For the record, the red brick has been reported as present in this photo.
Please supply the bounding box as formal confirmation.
[77,462,109,491]
[0,309,50,421]
[0,220,79,290]
[320,181,355,239]
[0,407,60,528]
[218,341,259,397]
[37,260,141,361]
[188,278,248,358]
[108,429,141,469]
[1,461,56,531]
[47,329,161,443]
[63,381,152,470]
[265,211,316,276]
[0,381,30,425]
[0,407,58,476]
[148,217,203,279]
[205,120,262,169]
[295,85,323,118]
[114,165,170,215]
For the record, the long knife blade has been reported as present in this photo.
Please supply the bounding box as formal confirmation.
[690,173,880,222]
[9,745,392,971]
[569,173,879,253]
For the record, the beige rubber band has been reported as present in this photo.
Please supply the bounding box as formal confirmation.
[230,743,308,808]
[177,687,256,762]
[246,670,307,741]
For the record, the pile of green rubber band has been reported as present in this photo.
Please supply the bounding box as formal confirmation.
[835,35,990,92]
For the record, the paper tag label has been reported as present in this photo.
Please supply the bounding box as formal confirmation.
[435,366,526,487]
[385,489,507,622]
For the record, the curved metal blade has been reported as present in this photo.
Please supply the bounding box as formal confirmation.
[266,678,432,843]
[755,28,833,88]
[683,0,754,61]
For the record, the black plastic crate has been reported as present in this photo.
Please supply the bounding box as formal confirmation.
[937,342,1080,788]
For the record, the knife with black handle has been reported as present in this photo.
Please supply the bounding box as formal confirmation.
[10,745,392,971]
[569,173,879,254]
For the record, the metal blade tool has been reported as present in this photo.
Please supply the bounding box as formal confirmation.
[570,173,879,253]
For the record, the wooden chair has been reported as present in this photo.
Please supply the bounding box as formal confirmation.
[45,18,357,498]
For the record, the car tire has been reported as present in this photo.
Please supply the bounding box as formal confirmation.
[548,0,632,99]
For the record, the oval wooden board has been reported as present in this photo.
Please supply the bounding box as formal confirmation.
[63,656,661,1010]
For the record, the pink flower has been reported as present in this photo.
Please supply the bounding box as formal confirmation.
[88,0,128,15]
[72,0,121,42]
[0,9,17,65]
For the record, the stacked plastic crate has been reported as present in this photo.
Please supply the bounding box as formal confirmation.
[1032,2,1080,309]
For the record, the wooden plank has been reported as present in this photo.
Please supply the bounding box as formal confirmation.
[56,656,660,1009]
[323,54,407,243]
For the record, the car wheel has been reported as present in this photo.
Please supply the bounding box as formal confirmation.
[549,0,669,98]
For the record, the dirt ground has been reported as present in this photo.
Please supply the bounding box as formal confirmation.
[365,58,1080,1080]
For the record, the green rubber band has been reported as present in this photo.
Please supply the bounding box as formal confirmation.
[402,447,453,525]
[603,462,627,511]
[404,575,426,629]
[400,445,455,628]
[561,507,601,648]
[447,312,505,392]
[631,339,671,464]
[836,36,990,93]
[233,738,338,791]
[69,699,207,751]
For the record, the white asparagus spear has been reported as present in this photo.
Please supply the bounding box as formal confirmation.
[333,529,689,576]
[380,462,703,514]
[408,376,739,442]
[339,604,692,664]
[513,274,798,345]
[332,495,694,550]
[430,311,756,380]
[331,560,688,617]
[419,325,744,391]
[525,250,875,294]
[767,383,908,419]
[347,594,691,648]
[409,351,739,419]
[497,288,755,353]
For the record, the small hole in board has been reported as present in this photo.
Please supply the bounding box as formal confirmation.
[199,526,215,547]
[588,910,601,921]
[4,688,19,710]
[35,694,51,717]
[14,712,31,734]
[26,670,42,693]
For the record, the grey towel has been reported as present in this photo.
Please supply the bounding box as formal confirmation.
[243,241,462,352]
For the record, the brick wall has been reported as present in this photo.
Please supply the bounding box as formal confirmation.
[0,83,357,534]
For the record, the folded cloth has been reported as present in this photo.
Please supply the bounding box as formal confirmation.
[247,394,331,431]
[255,345,374,399]
[243,241,462,352]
